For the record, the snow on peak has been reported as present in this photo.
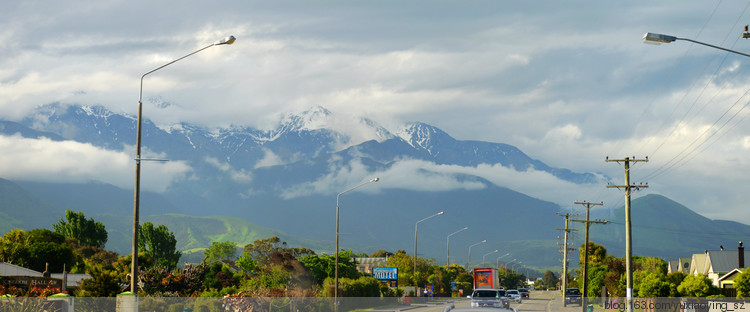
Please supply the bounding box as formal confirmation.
[396,122,454,153]
[268,106,395,149]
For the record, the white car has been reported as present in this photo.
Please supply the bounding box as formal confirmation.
[506,289,522,303]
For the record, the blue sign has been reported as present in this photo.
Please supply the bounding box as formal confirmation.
[373,267,398,281]
[450,281,457,291]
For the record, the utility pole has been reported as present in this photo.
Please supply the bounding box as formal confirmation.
[572,201,607,312]
[606,156,648,312]
[557,213,577,307]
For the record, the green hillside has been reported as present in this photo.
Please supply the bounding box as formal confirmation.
[97,213,331,256]
[589,194,750,259]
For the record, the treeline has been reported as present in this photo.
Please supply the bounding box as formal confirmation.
[573,242,725,297]
[0,210,490,298]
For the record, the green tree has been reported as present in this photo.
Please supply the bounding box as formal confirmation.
[237,252,257,273]
[370,250,394,257]
[635,271,671,297]
[385,249,435,286]
[734,270,750,297]
[0,229,75,272]
[138,222,181,269]
[543,270,559,290]
[203,241,237,264]
[243,236,286,265]
[299,251,359,286]
[53,210,108,248]
[677,274,717,297]
[75,262,124,297]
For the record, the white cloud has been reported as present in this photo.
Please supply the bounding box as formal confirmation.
[253,148,284,169]
[0,134,190,192]
[205,157,253,183]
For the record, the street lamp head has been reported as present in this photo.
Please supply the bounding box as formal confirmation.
[643,32,677,45]
[217,35,237,45]
[370,177,380,182]
[438,211,445,215]
[481,240,487,243]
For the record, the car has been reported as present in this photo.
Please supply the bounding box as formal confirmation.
[564,288,582,306]
[469,289,510,309]
[518,288,529,298]
[505,289,522,303]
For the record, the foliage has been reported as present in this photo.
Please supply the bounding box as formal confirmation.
[635,271,671,297]
[370,250,394,257]
[0,284,65,297]
[52,210,108,248]
[72,245,119,272]
[734,270,750,297]
[677,274,717,297]
[75,262,124,297]
[322,276,380,297]
[203,241,238,264]
[236,252,257,273]
[299,251,359,286]
[385,250,435,286]
[543,270,559,290]
[137,263,207,297]
[138,222,181,269]
[0,229,75,272]
[498,265,525,289]
[242,236,314,266]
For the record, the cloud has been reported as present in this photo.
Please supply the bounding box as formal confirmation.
[253,148,284,169]
[205,157,253,183]
[0,134,190,192]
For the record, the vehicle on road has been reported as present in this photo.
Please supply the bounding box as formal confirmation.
[565,288,582,306]
[469,289,510,309]
[506,289,522,303]
[518,288,529,298]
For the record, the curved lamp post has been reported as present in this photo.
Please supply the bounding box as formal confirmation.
[467,240,486,270]
[482,250,499,267]
[131,35,235,293]
[335,177,379,303]
[496,253,510,268]
[643,32,750,57]
[446,227,468,266]
[414,211,444,275]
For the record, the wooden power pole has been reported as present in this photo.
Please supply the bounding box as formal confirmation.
[557,212,577,307]
[606,156,648,312]
[572,201,607,312]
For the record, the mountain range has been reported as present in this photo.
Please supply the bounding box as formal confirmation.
[0,103,747,271]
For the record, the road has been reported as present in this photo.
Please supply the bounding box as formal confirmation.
[369,290,584,312]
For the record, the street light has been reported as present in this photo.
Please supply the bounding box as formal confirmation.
[482,250,499,267]
[446,227,468,266]
[335,177,379,302]
[414,211,445,275]
[643,32,750,58]
[496,253,510,268]
[131,35,235,293]
[467,240,486,270]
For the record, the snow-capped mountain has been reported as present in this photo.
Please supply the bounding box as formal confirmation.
[0,103,602,265]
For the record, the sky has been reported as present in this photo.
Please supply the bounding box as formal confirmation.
[4,1,750,224]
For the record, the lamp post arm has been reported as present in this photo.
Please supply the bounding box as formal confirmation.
[677,37,750,58]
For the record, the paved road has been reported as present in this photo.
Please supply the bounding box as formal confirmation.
[371,290,587,312]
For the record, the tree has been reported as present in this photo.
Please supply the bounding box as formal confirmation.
[0,229,75,272]
[75,262,124,297]
[677,274,717,297]
[370,250,394,257]
[734,270,750,297]
[237,252,257,273]
[299,250,360,286]
[543,270,559,290]
[138,222,181,269]
[53,210,108,248]
[203,241,237,264]
[243,236,286,265]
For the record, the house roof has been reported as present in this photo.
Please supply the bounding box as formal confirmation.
[668,260,679,274]
[355,257,388,265]
[706,250,750,273]
[691,254,708,275]
[679,257,691,272]
[0,262,42,277]
[1,262,90,288]
[719,269,743,282]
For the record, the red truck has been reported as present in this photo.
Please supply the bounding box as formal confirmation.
[472,267,501,290]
